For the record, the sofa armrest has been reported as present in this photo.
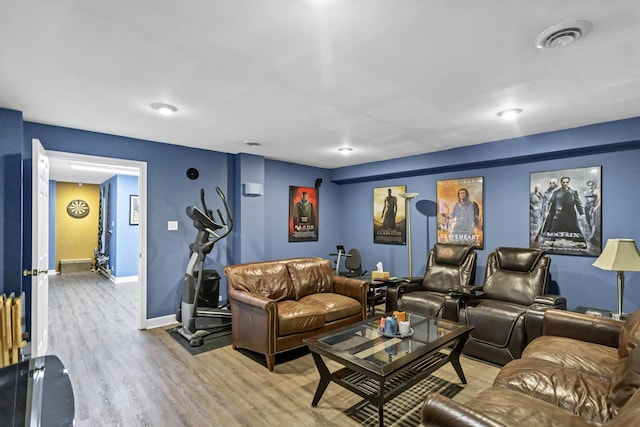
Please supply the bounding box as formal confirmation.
[421,393,508,427]
[542,308,623,348]
[228,286,279,354]
[228,286,275,310]
[534,294,567,309]
[384,281,422,313]
[334,276,368,318]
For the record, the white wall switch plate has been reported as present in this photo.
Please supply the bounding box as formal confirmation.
[168,221,178,231]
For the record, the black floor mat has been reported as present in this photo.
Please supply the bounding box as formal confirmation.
[166,327,232,356]
[345,375,463,426]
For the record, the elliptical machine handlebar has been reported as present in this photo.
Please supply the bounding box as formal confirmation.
[186,186,233,242]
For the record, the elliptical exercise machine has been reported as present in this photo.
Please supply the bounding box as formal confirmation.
[175,185,233,347]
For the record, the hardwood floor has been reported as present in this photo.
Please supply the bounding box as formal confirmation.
[47,273,499,426]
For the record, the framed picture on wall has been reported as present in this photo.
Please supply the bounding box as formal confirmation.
[130,195,140,225]
[373,185,406,245]
[436,176,484,248]
[530,166,602,256]
[288,186,319,242]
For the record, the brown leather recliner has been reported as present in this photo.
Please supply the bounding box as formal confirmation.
[459,247,566,365]
[386,243,476,320]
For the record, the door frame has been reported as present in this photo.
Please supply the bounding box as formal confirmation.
[46,150,148,330]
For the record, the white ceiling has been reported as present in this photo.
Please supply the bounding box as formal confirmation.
[3,1,640,180]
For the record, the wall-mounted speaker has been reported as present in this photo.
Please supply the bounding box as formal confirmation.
[243,182,263,197]
[186,168,199,180]
[315,178,323,188]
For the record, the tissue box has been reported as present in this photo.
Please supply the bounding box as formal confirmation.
[372,271,390,280]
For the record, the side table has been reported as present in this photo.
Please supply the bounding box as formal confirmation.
[574,306,627,320]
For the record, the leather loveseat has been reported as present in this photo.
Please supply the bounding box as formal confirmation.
[422,308,640,426]
[224,257,368,371]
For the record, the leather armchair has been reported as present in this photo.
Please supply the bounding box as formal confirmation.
[460,247,566,365]
[386,243,476,320]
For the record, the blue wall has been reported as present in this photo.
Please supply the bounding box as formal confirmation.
[100,174,139,278]
[2,107,640,325]
[0,109,24,295]
[113,175,139,278]
[334,121,640,314]
[22,122,233,318]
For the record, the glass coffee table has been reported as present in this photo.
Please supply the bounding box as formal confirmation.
[303,313,472,426]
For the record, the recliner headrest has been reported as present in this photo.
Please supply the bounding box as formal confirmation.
[495,247,544,272]
[433,243,474,266]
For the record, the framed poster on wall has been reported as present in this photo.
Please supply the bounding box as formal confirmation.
[129,195,140,225]
[530,166,601,256]
[436,176,484,248]
[288,186,319,242]
[373,185,406,245]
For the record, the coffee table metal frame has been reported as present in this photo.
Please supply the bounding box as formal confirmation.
[304,313,472,426]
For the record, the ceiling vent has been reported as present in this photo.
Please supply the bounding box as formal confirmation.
[535,20,593,49]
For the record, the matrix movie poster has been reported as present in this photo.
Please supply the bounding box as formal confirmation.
[530,166,602,256]
[373,185,406,245]
[437,177,484,248]
[289,186,318,242]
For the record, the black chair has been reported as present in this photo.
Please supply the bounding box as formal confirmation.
[386,243,477,320]
[459,247,567,366]
[339,248,367,277]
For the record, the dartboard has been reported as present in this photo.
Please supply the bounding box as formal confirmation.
[67,199,90,218]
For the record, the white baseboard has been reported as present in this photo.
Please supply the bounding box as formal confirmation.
[110,275,139,284]
[144,314,178,330]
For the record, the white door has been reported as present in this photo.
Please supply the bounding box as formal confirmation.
[31,139,50,357]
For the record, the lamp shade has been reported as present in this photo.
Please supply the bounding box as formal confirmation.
[593,239,640,272]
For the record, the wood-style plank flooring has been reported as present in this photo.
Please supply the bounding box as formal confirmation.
[47,273,499,426]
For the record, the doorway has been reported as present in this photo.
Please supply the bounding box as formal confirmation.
[47,150,148,330]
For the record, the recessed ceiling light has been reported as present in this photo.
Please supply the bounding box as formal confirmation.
[535,20,593,49]
[338,147,353,154]
[150,103,178,115]
[497,108,523,120]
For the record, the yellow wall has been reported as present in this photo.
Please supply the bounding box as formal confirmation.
[55,183,100,271]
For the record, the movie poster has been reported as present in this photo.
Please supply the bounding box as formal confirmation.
[437,177,484,248]
[288,186,318,242]
[373,185,406,245]
[530,166,602,256]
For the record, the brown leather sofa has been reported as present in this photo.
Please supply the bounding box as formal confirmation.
[224,257,368,371]
[422,308,640,426]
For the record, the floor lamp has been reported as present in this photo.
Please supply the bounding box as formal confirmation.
[592,238,640,320]
[399,192,419,278]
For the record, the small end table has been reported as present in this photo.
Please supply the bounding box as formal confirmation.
[574,306,627,320]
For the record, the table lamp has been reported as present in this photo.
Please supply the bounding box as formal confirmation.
[399,192,419,277]
[592,238,640,320]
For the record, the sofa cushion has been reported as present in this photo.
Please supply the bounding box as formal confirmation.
[225,261,295,301]
[277,300,326,336]
[462,387,595,427]
[287,258,334,300]
[609,345,640,412]
[493,357,614,424]
[619,309,640,358]
[298,293,362,322]
[523,335,619,378]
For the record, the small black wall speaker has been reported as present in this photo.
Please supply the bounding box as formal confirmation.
[186,168,199,180]
[315,178,323,188]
